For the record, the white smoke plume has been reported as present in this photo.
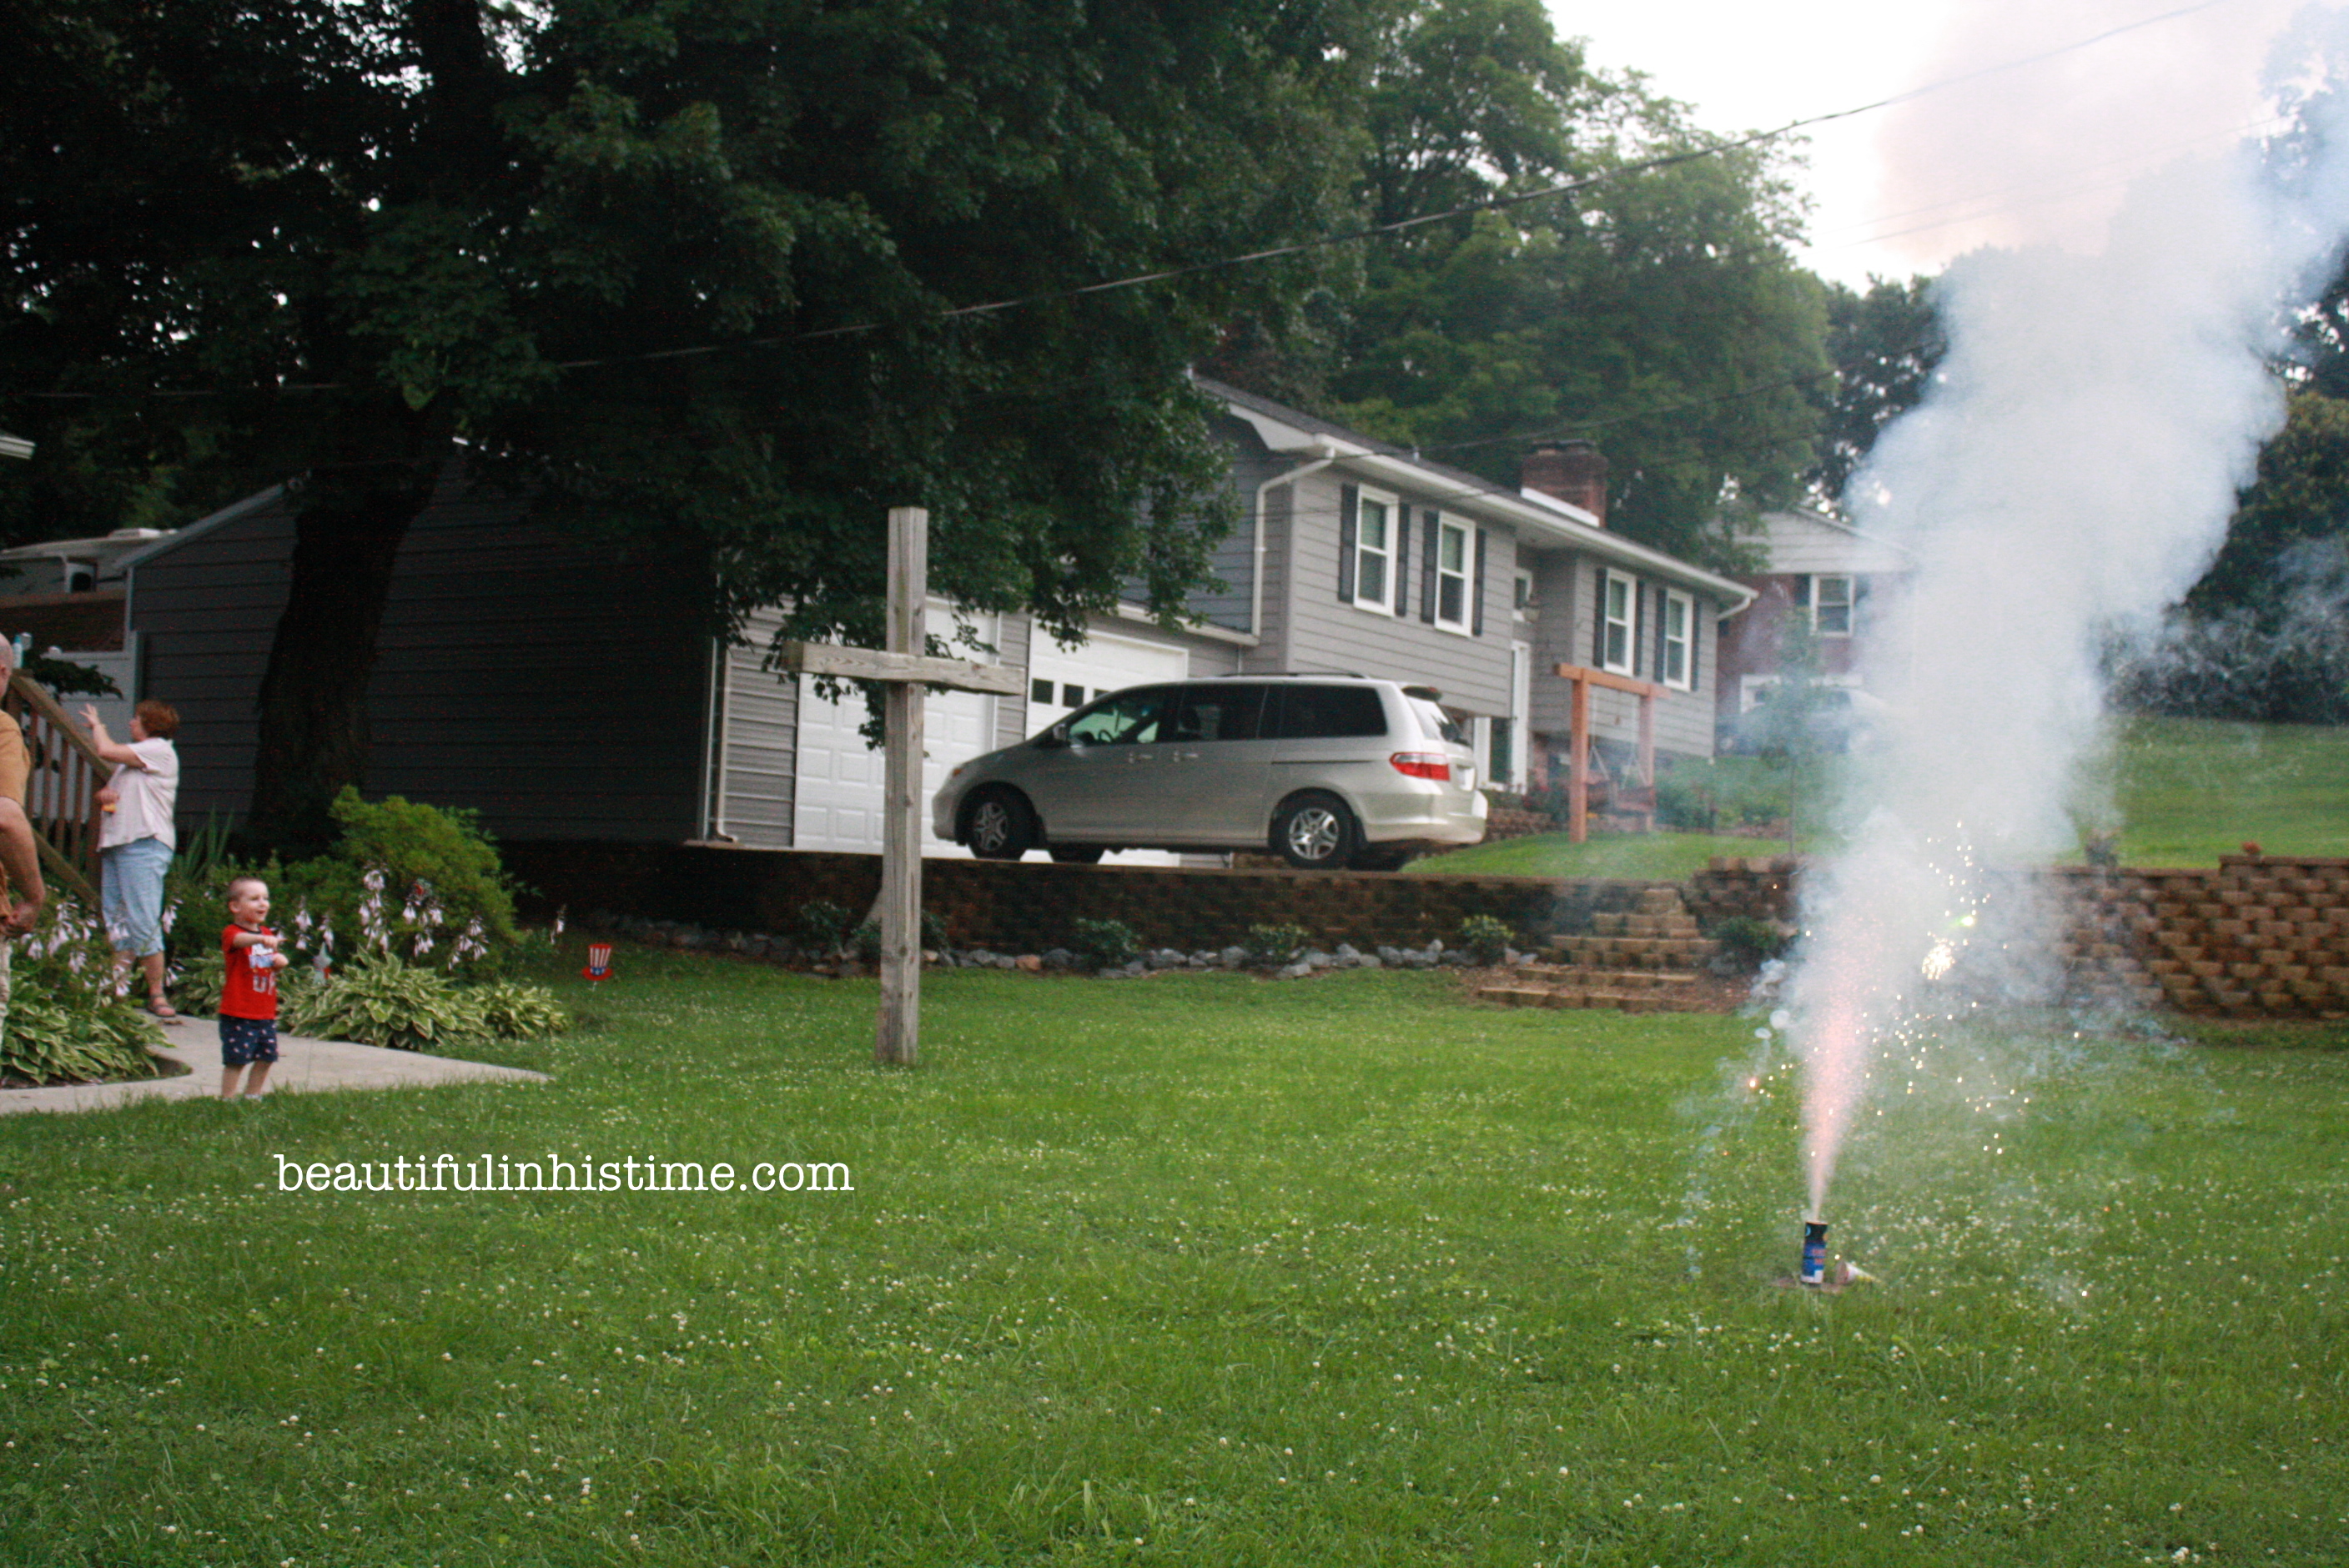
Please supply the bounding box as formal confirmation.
[1790,4,2349,1219]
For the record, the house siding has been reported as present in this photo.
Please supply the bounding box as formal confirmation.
[129,478,709,842]
[1260,468,1511,716]
[709,606,798,847]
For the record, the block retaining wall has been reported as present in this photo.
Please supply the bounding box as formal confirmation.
[506,842,1677,956]
[504,845,2349,1019]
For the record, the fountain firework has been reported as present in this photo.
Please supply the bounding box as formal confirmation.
[1789,6,2349,1225]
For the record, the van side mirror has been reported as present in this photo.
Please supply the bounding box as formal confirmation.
[1038,721,1071,749]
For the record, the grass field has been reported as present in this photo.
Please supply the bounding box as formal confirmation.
[1421,716,2349,877]
[5,947,2346,1565]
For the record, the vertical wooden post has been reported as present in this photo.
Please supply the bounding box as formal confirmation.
[1636,687,1657,832]
[1567,672,1589,845]
[875,507,927,1067]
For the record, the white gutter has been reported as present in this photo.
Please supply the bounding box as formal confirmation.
[1251,445,1338,640]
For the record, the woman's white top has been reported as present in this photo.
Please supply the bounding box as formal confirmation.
[101,737,179,850]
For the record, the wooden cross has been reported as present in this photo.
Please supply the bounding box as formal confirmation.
[776,507,1023,1065]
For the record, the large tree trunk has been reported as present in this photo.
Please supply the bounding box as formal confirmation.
[246,465,441,851]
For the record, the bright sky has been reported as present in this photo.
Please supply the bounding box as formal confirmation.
[1553,0,2317,287]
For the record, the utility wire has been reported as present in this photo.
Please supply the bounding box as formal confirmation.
[2,0,2244,403]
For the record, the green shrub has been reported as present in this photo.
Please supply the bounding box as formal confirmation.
[1708,914,1792,970]
[1069,917,1141,971]
[465,981,570,1040]
[284,956,490,1054]
[1456,914,1514,966]
[328,787,519,945]
[169,950,225,1015]
[1244,922,1310,968]
[1,988,163,1085]
[795,900,856,955]
[3,895,167,1083]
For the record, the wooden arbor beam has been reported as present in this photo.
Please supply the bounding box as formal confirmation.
[1551,663,1664,844]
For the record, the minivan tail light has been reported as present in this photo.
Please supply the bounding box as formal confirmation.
[1389,751,1451,781]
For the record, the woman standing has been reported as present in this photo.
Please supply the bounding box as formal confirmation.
[84,700,182,1020]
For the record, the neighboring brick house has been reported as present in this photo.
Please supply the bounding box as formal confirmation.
[48,379,1750,858]
[1713,505,1912,732]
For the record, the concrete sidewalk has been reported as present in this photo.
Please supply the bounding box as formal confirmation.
[0,1017,548,1116]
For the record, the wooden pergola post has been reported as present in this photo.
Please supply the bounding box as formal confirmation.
[1552,663,1665,844]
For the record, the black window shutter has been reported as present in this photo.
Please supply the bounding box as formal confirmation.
[1471,529,1488,635]
[1592,568,1607,666]
[1793,574,1811,609]
[1691,598,1706,691]
[1654,590,1668,679]
[1337,485,1358,603]
[1421,512,1438,622]
[1395,507,1411,614]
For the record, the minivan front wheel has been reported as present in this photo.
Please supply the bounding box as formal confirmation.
[965,788,1037,861]
[1272,792,1361,871]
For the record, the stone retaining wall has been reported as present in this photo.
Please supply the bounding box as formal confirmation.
[503,844,2349,1020]
[506,842,1676,956]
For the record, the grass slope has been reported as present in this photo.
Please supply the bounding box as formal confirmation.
[1421,716,2349,877]
[5,946,2346,1565]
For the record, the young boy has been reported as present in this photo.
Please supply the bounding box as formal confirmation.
[219,875,290,1101]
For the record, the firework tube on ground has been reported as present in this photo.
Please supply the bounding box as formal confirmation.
[1800,1219,1828,1288]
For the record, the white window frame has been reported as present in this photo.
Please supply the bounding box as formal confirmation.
[1350,490,1400,614]
[1512,570,1534,621]
[1434,517,1471,632]
[1812,574,1854,638]
[1661,588,1693,691]
[1599,569,1634,675]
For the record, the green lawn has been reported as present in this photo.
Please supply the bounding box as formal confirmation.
[6,947,2346,1565]
[1422,716,2349,877]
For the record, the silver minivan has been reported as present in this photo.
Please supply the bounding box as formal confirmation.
[934,676,1488,869]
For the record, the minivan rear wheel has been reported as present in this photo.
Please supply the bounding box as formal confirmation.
[1272,792,1361,871]
[965,787,1036,861]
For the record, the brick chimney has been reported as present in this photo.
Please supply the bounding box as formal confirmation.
[1521,440,1607,527]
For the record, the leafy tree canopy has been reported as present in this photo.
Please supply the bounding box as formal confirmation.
[1210,0,1829,572]
[1806,274,1944,507]
[2,0,1381,839]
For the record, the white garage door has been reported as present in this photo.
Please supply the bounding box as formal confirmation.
[1022,626,1190,866]
[792,609,1000,857]
[1024,626,1190,727]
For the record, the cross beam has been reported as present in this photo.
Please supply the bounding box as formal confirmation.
[772,507,1019,1065]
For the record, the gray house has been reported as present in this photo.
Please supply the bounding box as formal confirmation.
[63,379,1746,857]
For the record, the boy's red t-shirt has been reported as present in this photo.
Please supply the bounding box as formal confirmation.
[219,923,282,1020]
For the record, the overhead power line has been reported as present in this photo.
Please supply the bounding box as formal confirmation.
[2,0,2247,403]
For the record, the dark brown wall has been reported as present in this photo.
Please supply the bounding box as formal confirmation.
[128,475,710,841]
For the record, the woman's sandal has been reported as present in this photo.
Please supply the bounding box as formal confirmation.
[145,998,179,1023]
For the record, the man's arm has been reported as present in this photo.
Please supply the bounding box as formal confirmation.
[0,797,46,932]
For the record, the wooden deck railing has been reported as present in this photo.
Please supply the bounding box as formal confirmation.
[3,672,108,905]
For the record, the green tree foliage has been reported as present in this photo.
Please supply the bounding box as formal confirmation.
[2186,388,2349,616]
[1807,274,1944,505]
[1231,0,1828,570]
[1,0,1378,842]
[2112,388,2349,723]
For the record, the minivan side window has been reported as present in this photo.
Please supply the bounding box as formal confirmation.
[1067,687,1171,745]
[1167,686,1268,742]
[1267,684,1389,740]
